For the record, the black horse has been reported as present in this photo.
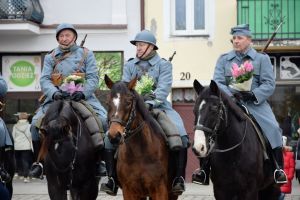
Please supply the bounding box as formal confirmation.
[192,80,280,200]
[38,100,99,200]
[0,118,15,199]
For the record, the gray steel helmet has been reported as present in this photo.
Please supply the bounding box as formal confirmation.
[56,23,78,41]
[130,30,158,50]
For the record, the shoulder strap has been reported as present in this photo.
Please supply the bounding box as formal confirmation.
[51,50,72,72]
[77,47,89,69]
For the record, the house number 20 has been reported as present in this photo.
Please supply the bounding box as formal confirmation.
[180,72,191,80]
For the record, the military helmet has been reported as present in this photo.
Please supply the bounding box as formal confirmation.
[130,30,158,50]
[56,23,78,41]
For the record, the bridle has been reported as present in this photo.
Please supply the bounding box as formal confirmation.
[45,102,81,186]
[109,93,145,143]
[194,94,247,155]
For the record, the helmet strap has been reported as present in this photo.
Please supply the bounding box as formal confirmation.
[137,44,150,59]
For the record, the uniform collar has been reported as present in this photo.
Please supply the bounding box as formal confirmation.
[227,47,257,61]
[133,54,161,65]
[54,44,79,56]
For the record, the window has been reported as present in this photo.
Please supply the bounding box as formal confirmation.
[170,0,212,36]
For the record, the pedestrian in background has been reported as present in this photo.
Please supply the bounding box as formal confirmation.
[279,136,295,200]
[12,112,33,183]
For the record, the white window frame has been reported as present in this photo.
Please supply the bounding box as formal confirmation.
[170,0,211,36]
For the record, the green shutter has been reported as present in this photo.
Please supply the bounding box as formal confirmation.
[237,0,300,39]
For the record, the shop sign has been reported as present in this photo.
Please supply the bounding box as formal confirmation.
[2,56,41,92]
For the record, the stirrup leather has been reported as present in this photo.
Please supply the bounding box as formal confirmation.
[273,169,288,184]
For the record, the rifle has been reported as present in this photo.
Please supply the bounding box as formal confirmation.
[168,51,176,62]
[38,34,88,103]
[80,34,88,47]
[261,21,283,53]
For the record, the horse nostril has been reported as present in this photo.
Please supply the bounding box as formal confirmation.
[201,145,205,152]
[109,132,122,144]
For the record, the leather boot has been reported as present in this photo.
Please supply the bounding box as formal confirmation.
[273,147,287,184]
[171,148,187,196]
[100,149,118,196]
[95,149,107,178]
[192,157,210,185]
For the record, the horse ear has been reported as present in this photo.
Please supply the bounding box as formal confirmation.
[210,80,220,95]
[193,79,204,95]
[104,74,114,89]
[128,76,138,90]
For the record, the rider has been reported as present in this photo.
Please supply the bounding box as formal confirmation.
[29,23,108,178]
[100,30,189,196]
[192,24,288,185]
[0,76,13,200]
[0,76,13,151]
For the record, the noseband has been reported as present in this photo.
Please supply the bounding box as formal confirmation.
[109,93,145,143]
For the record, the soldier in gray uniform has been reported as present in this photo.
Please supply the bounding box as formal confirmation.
[192,24,287,185]
[0,76,13,149]
[100,30,189,196]
[29,23,107,178]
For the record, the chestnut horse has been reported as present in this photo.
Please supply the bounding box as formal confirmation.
[104,75,178,200]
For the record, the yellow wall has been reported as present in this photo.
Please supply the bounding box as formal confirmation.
[144,0,237,88]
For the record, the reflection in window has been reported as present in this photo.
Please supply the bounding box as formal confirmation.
[280,56,300,80]
[194,0,205,30]
[176,0,186,30]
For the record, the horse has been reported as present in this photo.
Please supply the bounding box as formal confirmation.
[192,80,280,200]
[38,99,99,200]
[104,75,178,200]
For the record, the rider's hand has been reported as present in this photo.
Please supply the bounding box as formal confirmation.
[71,91,85,101]
[143,93,156,101]
[234,91,256,102]
[145,103,153,111]
[52,91,63,101]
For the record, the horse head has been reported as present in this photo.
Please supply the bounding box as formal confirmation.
[39,100,78,171]
[192,80,229,158]
[105,74,140,145]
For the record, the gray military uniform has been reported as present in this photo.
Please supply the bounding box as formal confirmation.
[0,76,13,147]
[31,44,107,132]
[213,47,282,149]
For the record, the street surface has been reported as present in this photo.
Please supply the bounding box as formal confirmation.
[10,176,300,200]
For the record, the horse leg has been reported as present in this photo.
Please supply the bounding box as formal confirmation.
[47,184,67,200]
[122,189,140,200]
[151,184,168,200]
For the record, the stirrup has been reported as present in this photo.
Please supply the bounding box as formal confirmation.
[171,176,185,195]
[100,177,118,196]
[192,168,207,185]
[29,162,44,180]
[273,169,288,184]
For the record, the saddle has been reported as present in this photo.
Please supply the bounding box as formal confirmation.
[36,101,105,150]
[150,108,183,151]
[237,103,271,161]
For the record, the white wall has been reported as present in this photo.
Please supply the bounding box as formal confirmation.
[0,0,140,60]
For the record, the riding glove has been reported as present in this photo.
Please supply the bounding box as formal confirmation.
[71,91,85,101]
[234,91,256,102]
[53,91,63,100]
[143,93,156,101]
[145,103,153,111]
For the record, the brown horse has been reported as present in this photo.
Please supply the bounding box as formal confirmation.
[104,75,178,200]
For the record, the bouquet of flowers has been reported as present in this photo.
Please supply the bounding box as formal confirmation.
[135,74,154,95]
[60,74,85,95]
[229,61,254,91]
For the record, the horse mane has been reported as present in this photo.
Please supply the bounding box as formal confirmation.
[219,90,246,121]
[132,90,164,137]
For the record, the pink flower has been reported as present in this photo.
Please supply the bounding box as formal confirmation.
[231,61,254,84]
[60,81,83,95]
[243,61,254,72]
